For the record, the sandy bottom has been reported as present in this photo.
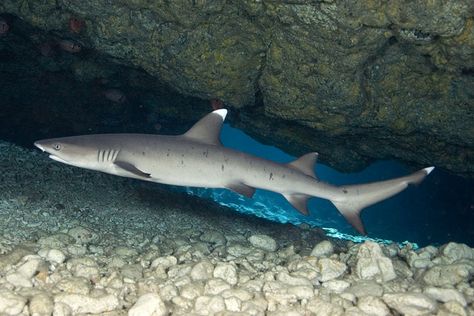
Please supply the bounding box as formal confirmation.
[0,141,472,315]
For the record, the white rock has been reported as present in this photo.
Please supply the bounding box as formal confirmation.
[66,257,100,282]
[424,287,467,306]
[54,293,119,314]
[310,240,334,257]
[150,256,177,269]
[383,292,437,316]
[213,262,238,285]
[287,285,314,300]
[276,271,313,287]
[52,302,72,316]
[248,234,277,252]
[128,293,167,316]
[306,297,344,316]
[221,289,253,302]
[357,296,390,316]
[66,244,87,256]
[318,258,347,282]
[227,244,252,257]
[190,261,214,281]
[224,296,242,312]
[346,280,384,298]
[356,241,396,282]
[423,263,472,287]
[29,293,54,316]
[204,278,231,295]
[67,226,97,244]
[180,282,204,300]
[38,248,66,264]
[16,255,44,277]
[195,295,225,315]
[440,242,474,262]
[6,272,32,288]
[0,289,27,315]
[38,234,74,249]
[121,264,143,281]
[200,230,226,246]
[6,255,46,287]
[440,301,468,316]
[114,246,138,258]
[54,277,91,295]
[322,280,350,293]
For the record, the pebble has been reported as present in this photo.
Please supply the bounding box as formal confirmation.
[346,280,384,297]
[318,258,347,282]
[190,261,214,281]
[0,289,27,315]
[248,234,277,252]
[383,292,438,315]
[310,240,334,257]
[67,226,97,244]
[440,242,474,262]
[128,293,167,316]
[194,295,226,315]
[322,279,350,293]
[357,295,390,316]
[422,263,472,287]
[54,293,120,314]
[213,262,238,285]
[356,241,397,282]
[29,293,54,316]
[200,230,226,246]
[424,286,467,306]
[38,248,66,264]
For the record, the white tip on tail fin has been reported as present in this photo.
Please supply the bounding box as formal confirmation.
[424,166,435,175]
[331,166,434,235]
[212,109,228,120]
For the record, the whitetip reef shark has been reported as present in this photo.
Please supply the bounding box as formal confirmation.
[34,109,434,235]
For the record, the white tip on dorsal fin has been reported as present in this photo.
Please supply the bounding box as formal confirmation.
[183,109,228,145]
[287,153,318,179]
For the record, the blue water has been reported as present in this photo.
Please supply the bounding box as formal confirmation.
[181,124,473,247]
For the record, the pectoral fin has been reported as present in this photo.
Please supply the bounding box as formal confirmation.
[227,182,256,198]
[114,161,151,179]
[283,194,310,215]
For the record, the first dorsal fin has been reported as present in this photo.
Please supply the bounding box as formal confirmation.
[182,109,227,146]
[287,153,318,179]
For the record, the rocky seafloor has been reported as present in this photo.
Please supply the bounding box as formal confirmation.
[0,141,473,316]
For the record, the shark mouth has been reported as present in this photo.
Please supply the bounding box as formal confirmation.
[48,155,69,164]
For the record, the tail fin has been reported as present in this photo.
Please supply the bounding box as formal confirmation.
[331,167,434,235]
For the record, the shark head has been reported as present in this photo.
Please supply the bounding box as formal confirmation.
[34,136,103,169]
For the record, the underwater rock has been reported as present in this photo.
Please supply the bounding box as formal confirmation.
[54,293,120,314]
[310,240,334,258]
[382,292,438,315]
[355,241,397,282]
[0,1,472,177]
[129,293,167,316]
[248,234,278,252]
[357,295,390,316]
[0,289,27,315]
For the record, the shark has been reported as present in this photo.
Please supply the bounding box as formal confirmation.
[34,109,434,235]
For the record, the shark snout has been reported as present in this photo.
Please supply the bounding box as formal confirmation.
[34,141,45,152]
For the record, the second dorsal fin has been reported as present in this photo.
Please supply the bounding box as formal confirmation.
[287,152,318,179]
[182,109,227,146]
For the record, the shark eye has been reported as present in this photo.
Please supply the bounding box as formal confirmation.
[53,144,62,151]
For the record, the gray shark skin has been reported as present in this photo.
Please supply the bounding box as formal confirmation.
[34,109,434,235]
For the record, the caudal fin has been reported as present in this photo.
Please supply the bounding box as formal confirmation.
[331,167,434,235]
